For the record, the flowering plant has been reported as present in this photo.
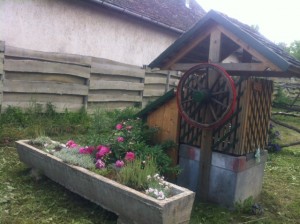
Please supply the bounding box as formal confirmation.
[145,174,171,200]
[30,118,176,200]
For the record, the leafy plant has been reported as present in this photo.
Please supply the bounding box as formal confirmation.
[234,196,254,214]
[54,148,95,170]
[117,158,157,190]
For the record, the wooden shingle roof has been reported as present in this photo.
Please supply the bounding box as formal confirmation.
[85,0,206,33]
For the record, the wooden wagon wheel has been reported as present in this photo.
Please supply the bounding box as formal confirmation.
[177,63,237,129]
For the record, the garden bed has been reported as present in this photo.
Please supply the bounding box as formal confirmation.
[16,140,195,224]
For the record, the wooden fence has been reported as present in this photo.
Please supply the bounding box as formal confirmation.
[143,69,181,107]
[0,42,179,112]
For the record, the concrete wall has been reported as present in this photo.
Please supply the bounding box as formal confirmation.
[0,0,179,66]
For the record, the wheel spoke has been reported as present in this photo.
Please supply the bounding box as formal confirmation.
[211,91,228,96]
[211,97,227,108]
[209,104,218,121]
[181,99,193,104]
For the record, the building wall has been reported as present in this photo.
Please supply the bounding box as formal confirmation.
[0,0,179,66]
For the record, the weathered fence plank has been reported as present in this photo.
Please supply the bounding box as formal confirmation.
[0,41,4,52]
[89,94,142,102]
[4,59,90,79]
[1,101,83,112]
[3,80,88,95]
[90,80,144,90]
[91,62,144,79]
[3,93,83,104]
[143,89,166,97]
[5,72,86,85]
[145,77,167,84]
[5,45,91,66]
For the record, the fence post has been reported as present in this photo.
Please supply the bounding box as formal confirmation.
[0,41,4,113]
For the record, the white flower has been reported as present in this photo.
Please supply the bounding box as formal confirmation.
[148,188,154,193]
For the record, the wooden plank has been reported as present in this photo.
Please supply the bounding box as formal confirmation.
[162,26,213,69]
[4,59,90,79]
[89,80,144,91]
[5,45,91,66]
[3,93,83,104]
[5,72,86,85]
[3,80,88,95]
[90,74,141,82]
[91,62,145,79]
[144,77,167,84]
[0,63,3,74]
[143,89,165,97]
[87,102,135,111]
[146,97,180,180]
[173,62,267,72]
[146,69,170,75]
[88,94,142,102]
[0,41,4,52]
[217,25,282,72]
[1,101,83,112]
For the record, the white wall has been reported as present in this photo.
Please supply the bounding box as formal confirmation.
[0,0,179,66]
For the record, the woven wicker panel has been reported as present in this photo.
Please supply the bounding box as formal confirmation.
[211,77,244,154]
[179,117,203,146]
[241,78,273,155]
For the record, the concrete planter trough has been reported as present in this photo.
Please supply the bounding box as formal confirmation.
[16,140,195,224]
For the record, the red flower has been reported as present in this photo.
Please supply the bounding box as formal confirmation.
[96,146,111,159]
[125,152,135,161]
[116,123,123,130]
[117,136,124,142]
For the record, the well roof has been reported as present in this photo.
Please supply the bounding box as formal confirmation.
[149,10,300,77]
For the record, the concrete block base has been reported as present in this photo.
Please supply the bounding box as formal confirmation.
[177,144,268,207]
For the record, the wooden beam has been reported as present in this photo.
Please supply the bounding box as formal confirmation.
[173,62,268,72]
[216,25,282,72]
[198,29,221,201]
[162,26,214,70]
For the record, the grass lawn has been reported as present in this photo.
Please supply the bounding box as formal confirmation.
[0,110,299,223]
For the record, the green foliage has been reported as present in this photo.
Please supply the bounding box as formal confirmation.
[234,196,254,214]
[30,136,53,147]
[287,40,300,60]
[54,148,95,170]
[117,158,157,190]
[273,86,292,105]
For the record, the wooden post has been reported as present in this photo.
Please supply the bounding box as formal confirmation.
[198,29,222,201]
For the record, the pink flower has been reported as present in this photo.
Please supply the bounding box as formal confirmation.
[95,159,105,169]
[115,160,125,168]
[125,152,135,161]
[66,140,77,148]
[116,123,123,130]
[79,146,95,154]
[96,146,111,159]
[126,126,133,131]
[117,136,124,142]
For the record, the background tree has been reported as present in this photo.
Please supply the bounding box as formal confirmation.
[287,40,300,60]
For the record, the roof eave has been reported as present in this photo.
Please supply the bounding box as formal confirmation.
[148,14,214,68]
[85,0,185,34]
